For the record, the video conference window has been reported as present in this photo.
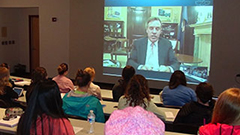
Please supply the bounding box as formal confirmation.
[103,0,213,84]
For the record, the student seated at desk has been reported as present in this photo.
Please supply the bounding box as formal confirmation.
[112,65,135,102]
[160,70,197,107]
[17,80,74,135]
[26,67,48,103]
[84,67,102,100]
[0,63,15,87]
[118,74,166,121]
[174,82,215,127]
[53,63,74,93]
[0,67,24,109]
[105,106,165,135]
[199,88,240,135]
[62,69,105,123]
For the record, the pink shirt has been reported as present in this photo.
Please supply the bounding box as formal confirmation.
[30,114,74,135]
[53,75,74,93]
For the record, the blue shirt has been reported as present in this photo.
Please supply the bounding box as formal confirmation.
[162,85,197,106]
[62,92,105,123]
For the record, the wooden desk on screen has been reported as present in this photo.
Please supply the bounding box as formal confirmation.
[175,53,202,64]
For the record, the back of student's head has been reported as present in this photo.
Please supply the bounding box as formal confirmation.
[0,67,9,81]
[84,67,95,81]
[17,80,66,135]
[122,65,135,82]
[211,88,240,125]
[0,63,9,69]
[75,69,91,87]
[31,67,47,84]
[125,74,151,108]
[196,82,214,104]
[0,67,11,88]
[169,70,187,89]
[105,106,165,135]
[57,63,68,75]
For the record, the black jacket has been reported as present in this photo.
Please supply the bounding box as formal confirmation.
[174,99,216,127]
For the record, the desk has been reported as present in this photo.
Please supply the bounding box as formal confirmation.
[175,53,202,64]
[10,76,31,87]
[0,108,17,134]
[17,91,26,103]
[101,89,163,105]
[100,100,179,123]
[17,92,178,123]
[72,119,191,135]
[0,108,189,135]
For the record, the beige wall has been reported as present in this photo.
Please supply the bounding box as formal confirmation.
[0,8,38,72]
[1,0,240,95]
[0,0,38,7]
[0,8,20,72]
[39,1,70,77]
[0,0,70,77]
[69,0,104,80]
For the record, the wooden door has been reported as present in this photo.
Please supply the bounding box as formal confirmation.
[29,15,39,73]
[127,7,151,45]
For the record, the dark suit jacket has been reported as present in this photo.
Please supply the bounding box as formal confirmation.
[127,37,180,71]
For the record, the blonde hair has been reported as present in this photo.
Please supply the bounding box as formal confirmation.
[211,88,240,125]
[84,67,95,81]
[0,67,12,95]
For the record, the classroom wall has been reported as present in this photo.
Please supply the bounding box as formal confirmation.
[0,8,20,73]
[38,0,70,77]
[0,0,70,77]
[0,8,38,72]
[1,0,240,96]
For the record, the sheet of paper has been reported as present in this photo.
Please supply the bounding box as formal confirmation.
[165,112,175,119]
[73,126,83,134]
[14,81,31,86]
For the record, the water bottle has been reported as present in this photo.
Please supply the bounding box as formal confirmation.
[87,110,95,134]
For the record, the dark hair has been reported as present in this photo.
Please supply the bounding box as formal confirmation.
[17,80,67,135]
[27,67,48,103]
[75,69,91,87]
[169,70,187,89]
[125,74,151,109]
[196,82,214,104]
[0,63,9,69]
[57,63,68,75]
[121,65,135,94]
[211,88,240,125]
[31,67,47,84]
[122,65,135,82]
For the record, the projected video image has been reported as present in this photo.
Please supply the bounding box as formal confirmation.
[103,0,213,83]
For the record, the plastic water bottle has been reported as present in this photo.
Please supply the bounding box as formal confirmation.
[87,110,95,134]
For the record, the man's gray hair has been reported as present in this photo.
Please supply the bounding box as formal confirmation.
[145,17,162,29]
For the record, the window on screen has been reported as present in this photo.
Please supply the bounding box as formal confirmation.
[103,0,213,84]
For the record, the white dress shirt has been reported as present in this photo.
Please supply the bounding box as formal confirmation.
[144,40,159,71]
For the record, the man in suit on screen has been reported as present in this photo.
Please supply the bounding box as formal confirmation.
[127,17,180,72]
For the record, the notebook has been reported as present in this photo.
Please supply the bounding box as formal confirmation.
[0,116,20,127]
